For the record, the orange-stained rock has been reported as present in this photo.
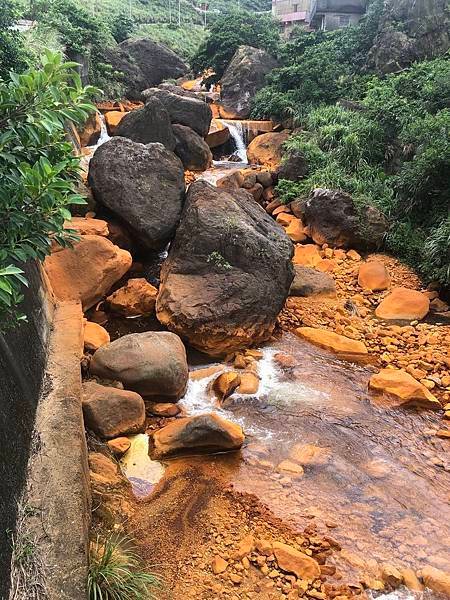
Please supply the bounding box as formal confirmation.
[315,258,338,273]
[277,459,304,477]
[104,111,126,135]
[84,320,110,351]
[237,372,260,395]
[212,555,228,574]
[107,278,158,317]
[276,212,295,227]
[296,327,368,357]
[78,112,102,147]
[107,437,131,456]
[375,287,429,320]
[368,368,441,409]
[147,402,181,417]
[247,132,290,169]
[212,372,241,401]
[419,566,450,596]
[358,261,391,291]
[206,119,230,149]
[272,541,321,581]
[44,235,132,310]
[285,218,307,243]
[190,365,224,381]
[289,443,331,466]
[293,244,322,267]
[65,216,109,237]
[149,413,245,458]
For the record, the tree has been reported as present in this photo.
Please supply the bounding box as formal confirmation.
[0,0,29,79]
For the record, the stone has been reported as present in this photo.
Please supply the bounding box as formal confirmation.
[44,235,131,310]
[206,119,230,148]
[347,249,361,261]
[173,124,212,171]
[289,266,336,298]
[104,110,126,135]
[368,369,441,409]
[105,39,188,101]
[156,180,294,356]
[278,151,309,181]
[256,171,273,187]
[88,137,185,251]
[238,372,260,395]
[114,97,176,150]
[65,217,109,237]
[285,218,307,243]
[303,188,388,250]
[78,111,102,147]
[107,278,158,317]
[381,564,403,587]
[84,321,110,351]
[375,287,430,320]
[89,452,123,485]
[147,402,181,417]
[272,542,321,581]
[219,45,279,119]
[419,566,450,596]
[289,444,330,466]
[277,460,304,477]
[296,327,368,357]
[212,556,228,575]
[247,132,290,169]
[235,535,255,559]
[358,261,391,291]
[149,413,245,458]
[107,437,131,456]
[90,331,188,401]
[82,381,146,439]
[430,297,450,312]
[212,372,241,401]
[400,568,423,592]
[293,244,322,267]
[142,87,212,137]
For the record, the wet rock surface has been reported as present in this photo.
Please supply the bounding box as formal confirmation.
[114,97,176,149]
[173,124,213,171]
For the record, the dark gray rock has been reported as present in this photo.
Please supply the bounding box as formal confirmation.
[142,87,212,137]
[173,124,212,171]
[114,97,176,150]
[278,151,308,181]
[219,45,279,119]
[88,137,185,250]
[303,188,388,250]
[90,331,188,401]
[289,266,336,298]
[105,38,188,101]
[156,180,294,356]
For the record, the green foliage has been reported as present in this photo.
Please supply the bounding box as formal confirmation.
[88,533,161,600]
[0,51,96,329]
[134,22,207,61]
[0,0,30,79]
[109,12,136,43]
[207,251,232,270]
[191,9,280,80]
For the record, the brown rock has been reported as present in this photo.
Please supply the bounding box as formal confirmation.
[104,111,126,135]
[247,132,290,169]
[368,368,441,409]
[272,541,321,581]
[296,327,368,358]
[84,321,110,351]
[401,568,423,592]
[289,444,330,466]
[212,372,241,401]
[358,261,391,291]
[89,452,122,485]
[107,437,131,456]
[375,287,430,321]
[149,413,245,458]
[65,216,109,237]
[419,566,450,596]
[277,460,304,477]
[238,372,260,395]
[235,534,255,559]
[285,218,307,243]
[78,112,102,146]
[212,556,228,575]
[293,244,322,267]
[44,235,131,311]
[147,402,181,417]
[107,278,158,316]
[381,563,403,587]
[190,365,224,381]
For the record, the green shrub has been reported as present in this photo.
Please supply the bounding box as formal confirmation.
[0,0,30,78]
[88,533,161,600]
[0,51,96,330]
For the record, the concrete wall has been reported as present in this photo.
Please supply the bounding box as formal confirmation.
[0,262,54,599]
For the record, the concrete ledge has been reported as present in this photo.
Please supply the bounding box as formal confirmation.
[26,301,90,599]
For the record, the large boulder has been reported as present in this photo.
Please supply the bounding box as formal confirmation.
[142,87,212,137]
[105,39,189,101]
[88,137,185,250]
[219,45,279,119]
[247,132,290,169]
[107,278,158,317]
[44,235,131,310]
[173,124,212,171]
[358,260,391,291]
[156,180,294,356]
[149,413,245,459]
[113,97,176,150]
[82,381,146,439]
[289,266,336,298]
[278,151,309,181]
[369,368,441,409]
[375,287,430,320]
[303,188,388,250]
[90,331,188,401]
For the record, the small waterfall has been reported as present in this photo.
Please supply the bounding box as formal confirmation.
[222,119,248,162]
[89,112,110,150]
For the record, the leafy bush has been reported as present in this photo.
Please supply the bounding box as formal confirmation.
[0,51,96,329]
[0,0,30,79]
[191,9,280,81]
[88,533,161,600]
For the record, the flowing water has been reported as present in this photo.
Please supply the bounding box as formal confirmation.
[220,119,249,162]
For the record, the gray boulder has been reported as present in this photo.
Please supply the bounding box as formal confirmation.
[105,38,188,101]
[114,97,176,150]
[142,87,212,137]
[82,381,145,439]
[219,45,279,119]
[90,331,188,401]
[289,266,336,298]
[173,124,212,171]
[278,151,308,181]
[156,180,294,356]
[88,137,185,250]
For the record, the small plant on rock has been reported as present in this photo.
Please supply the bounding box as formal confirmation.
[88,533,161,600]
[206,251,232,270]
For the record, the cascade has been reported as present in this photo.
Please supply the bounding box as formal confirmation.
[221,119,249,162]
